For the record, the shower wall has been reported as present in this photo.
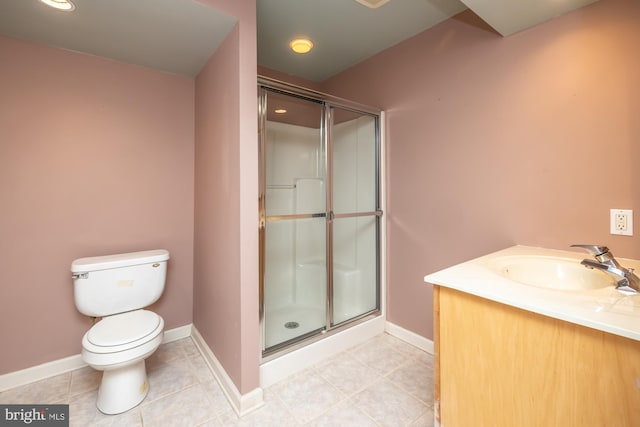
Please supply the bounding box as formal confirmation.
[264,121,323,312]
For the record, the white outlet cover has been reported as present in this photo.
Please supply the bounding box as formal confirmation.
[610,209,633,236]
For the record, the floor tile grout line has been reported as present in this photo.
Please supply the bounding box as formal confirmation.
[311,349,383,395]
[138,382,220,426]
[282,371,350,425]
[198,376,235,420]
[274,390,305,426]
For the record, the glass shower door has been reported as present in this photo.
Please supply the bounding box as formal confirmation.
[329,107,380,325]
[260,89,327,351]
[259,81,382,358]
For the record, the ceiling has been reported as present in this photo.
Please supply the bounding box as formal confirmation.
[0,0,237,77]
[0,0,599,81]
[257,0,467,82]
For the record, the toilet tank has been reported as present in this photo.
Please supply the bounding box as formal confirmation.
[71,249,170,317]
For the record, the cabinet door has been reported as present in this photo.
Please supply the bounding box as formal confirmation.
[436,286,640,427]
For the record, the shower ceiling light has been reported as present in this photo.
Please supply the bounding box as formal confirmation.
[40,0,76,11]
[353,0,390,8]
[289,38,314,54]
[274,109,287,114]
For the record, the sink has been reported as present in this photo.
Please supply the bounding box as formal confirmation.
[487,255,616,291]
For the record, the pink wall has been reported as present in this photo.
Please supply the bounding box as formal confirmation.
[0,36,195,374]
[323,0,640,339]
[0,0,260,394]
[193,25,243,389]
[194,1,259,394]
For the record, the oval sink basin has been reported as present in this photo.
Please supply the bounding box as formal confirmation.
[488,256,616,291]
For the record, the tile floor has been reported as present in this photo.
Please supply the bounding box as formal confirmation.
[0,333,434,426]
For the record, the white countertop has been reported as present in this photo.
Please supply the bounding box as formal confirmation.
[424,245,640,342]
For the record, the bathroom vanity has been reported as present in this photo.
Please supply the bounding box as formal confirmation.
[424,246,640,427]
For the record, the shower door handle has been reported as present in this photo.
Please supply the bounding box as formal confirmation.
[266,212,326,222]
[331,210,383,220]
[326,211,334,223]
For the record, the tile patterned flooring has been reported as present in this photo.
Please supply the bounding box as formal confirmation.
[0,333,434,426]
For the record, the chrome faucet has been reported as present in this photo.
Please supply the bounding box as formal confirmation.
[571,244,639,295]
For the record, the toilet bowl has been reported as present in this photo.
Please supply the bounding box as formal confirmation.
[71,249,170,414]
[82,310,164,414]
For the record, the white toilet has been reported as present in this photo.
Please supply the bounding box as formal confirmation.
[71,249,170,415]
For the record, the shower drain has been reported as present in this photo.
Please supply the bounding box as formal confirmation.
[284,321,300,329]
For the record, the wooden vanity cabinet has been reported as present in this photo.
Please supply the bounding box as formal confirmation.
[434,286,640,427]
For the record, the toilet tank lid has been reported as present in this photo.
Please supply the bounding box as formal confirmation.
[71,249,170,273]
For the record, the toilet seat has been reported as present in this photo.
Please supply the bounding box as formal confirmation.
[88,310,161,347]
[83,310,163,355]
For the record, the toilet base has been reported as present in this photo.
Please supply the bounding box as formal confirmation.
[96,360,149,415]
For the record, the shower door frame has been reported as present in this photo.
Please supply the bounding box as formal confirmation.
[258,77,383,360]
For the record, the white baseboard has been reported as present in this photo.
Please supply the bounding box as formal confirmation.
[162,324,192,343]
[0,324,194,393]
[0,353,86,393]
[385,321,434,354]
[191,326,264,416]
[190,326,264,416]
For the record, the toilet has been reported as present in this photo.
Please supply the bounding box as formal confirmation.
[71,249,170,415]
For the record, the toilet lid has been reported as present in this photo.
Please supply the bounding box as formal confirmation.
[87,310,161,347]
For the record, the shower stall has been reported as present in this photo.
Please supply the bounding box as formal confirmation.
[258,79,382,358]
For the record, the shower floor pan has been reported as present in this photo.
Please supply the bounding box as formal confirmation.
[264,304,325,349]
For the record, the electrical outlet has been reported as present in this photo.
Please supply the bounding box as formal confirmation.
[610,209,633,236]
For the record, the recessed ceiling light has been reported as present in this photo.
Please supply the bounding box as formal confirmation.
[354,0,390,8]
[289,38,314,54]
[40,0,76,11]
[274,109,287,114]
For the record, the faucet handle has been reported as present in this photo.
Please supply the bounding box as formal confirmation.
[570,244,610,256]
